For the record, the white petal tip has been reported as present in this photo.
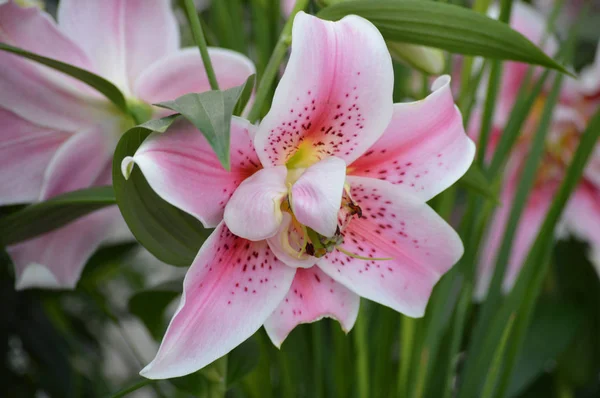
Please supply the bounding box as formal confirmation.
[139,360,196,380]
[15,263,63,290]
[431,75,451,92]
[121,156,136,180]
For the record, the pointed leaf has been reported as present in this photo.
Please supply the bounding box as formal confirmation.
[318,1,569,74]
[0,186,115,246]
[0,42,128,114]
[112,116,211,267]
[156,75,255,170]
[233,74,256,116]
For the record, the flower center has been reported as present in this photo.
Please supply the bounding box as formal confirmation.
[279,185,365,260]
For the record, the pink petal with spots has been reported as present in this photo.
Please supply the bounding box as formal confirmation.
[129,117,260,228]
[291,156,346,237]
[349,76,475,201]
[564,184,600,277]
[140,222,296,379]
[474,184,554,300]
[254,12,393,167]
[318,176,463,317]
[264,266,360,347]
[7,206,124,290]
[224,166,288,241]
[134,47,256,106]
[0,2,104,132]
[57,0,179,92]
[39,125,114,200]
[267,213,316,269]
[0,108,70,205]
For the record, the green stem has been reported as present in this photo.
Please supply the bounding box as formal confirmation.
[247,0,309,123]
[354,306,370,398]
[183,0,219,90]
[108,379,155,398]
[398,315,416,397]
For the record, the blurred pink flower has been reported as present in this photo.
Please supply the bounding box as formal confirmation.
[475,2,600,299]
[124,12,474,379]
[0,0,255,289]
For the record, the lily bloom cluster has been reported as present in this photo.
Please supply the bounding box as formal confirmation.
[0,0,255,289]
[123,12,474,378]
[474,2,600,299]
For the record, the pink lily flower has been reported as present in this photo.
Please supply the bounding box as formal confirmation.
[474,2,600,299]
[123,12,474,378]
[0,0,255,289]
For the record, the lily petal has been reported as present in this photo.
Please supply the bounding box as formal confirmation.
[318,176,463,317]
[140,222,296,379]
[0,108,69,205]
[134,47,256,105]
[0,1,104,131]
[57,0,179,91]
[291,156,346,237]
[129,117,260,228]
[254,12,393,167]
[349,76,475,201]
[264,267,360,347]
[224,166,288,241]
[564,184,600,277]
[7,206,123,290]
[267,213,316,269]
[39,125,114,200]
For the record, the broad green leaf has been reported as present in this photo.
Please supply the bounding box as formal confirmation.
[508,299,584,397]
[112,116,211,267]
[0,186,115,246]
[318,1,569,74]
[0,42,128,115]
[156,75,254,170]
[457,164,499,203]
[128,279,182,340]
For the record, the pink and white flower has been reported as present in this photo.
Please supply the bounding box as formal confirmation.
[0,0,255,289]
[124,12,474,378]
[474,2,600,299]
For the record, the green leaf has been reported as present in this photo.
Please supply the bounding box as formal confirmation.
[112,116,211,267]
[317,0,569,74]
[494,108,600,398]
[0,186,115,246]
[156,75,255,170]
[0,42,129,115]
[480,314,516,398]
[508,299,584,397]
[128,279,182,340]
[458,71,565,398]
[457,164,499,203]
[227,337,261,386]
[171,357,227,397]
[233,74,256,116]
